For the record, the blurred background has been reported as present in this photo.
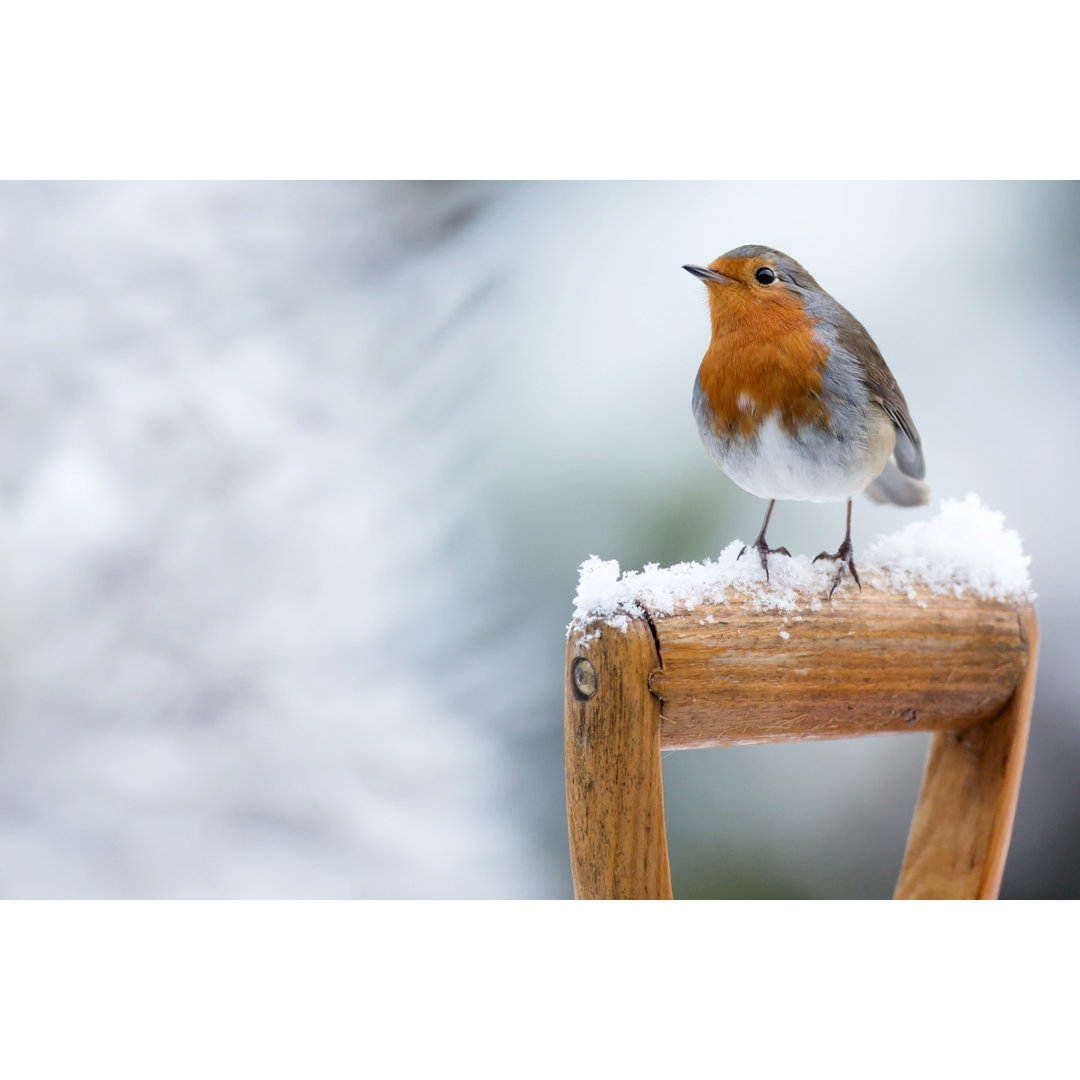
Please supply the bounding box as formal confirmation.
[0,181,1074,898]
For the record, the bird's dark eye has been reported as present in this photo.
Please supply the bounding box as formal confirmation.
[755,267,776,285]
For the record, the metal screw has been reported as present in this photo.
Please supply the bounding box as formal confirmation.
[571,657,598,701]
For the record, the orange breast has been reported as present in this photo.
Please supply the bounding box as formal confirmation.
[697,304,832,440]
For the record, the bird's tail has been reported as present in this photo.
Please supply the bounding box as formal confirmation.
[864,456,931,507]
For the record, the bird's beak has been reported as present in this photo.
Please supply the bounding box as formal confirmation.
[682,264,735,284]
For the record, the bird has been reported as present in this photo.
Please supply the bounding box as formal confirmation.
[683,245,928,596]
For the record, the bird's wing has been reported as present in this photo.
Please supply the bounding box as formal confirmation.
[835,314,926,480]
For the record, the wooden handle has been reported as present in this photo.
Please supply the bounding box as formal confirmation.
[649,587,1027,748]
[894,603,1039,899]
[564,616,672,900]
[564,585,1037,900]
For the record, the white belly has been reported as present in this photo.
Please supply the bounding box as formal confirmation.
[697,411,895,504]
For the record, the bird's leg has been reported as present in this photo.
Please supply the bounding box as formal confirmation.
[737,499,790,582]
[813,498,862,598]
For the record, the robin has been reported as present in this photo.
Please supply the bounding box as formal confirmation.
[684,245,928,596]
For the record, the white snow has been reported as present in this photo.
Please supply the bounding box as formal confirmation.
[864,494,1033,603]
[570,494,1033,635]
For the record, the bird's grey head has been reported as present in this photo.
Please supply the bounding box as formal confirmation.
[714,245,821,292]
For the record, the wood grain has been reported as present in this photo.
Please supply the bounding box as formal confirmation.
[564,585,1037,900]
[565,616,672,900]
[648,585,1027,748]
[894,604,1039,899]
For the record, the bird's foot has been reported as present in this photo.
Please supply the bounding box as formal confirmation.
[737,537,791,583]
[813,538,861,598]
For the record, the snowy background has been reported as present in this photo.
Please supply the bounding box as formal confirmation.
[0,181,1075,898]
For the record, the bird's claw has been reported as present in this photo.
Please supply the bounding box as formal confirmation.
[738,538,791,583]
[813,541,861,598]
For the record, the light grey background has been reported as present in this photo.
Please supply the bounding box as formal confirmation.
[0,182,1074,897]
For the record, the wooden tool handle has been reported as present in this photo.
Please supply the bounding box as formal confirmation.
[564,586,1038,900]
